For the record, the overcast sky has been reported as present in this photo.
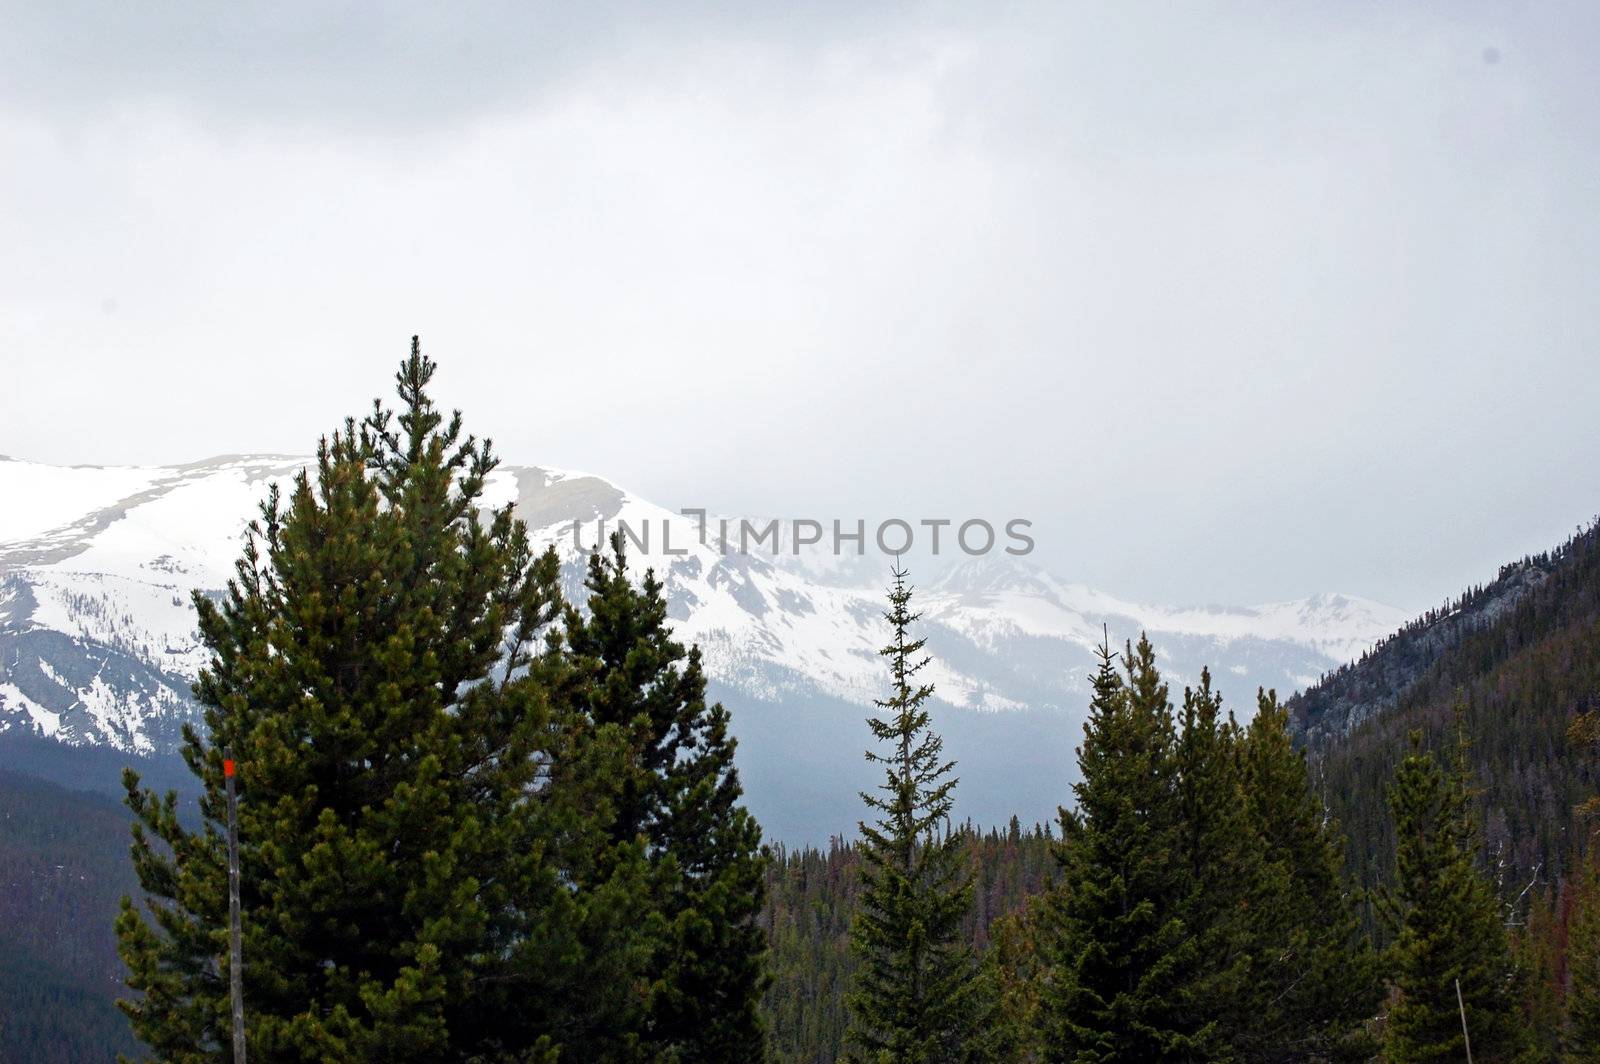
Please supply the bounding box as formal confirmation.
[2,2,1596,613]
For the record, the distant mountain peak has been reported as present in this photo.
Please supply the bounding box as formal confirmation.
[1289,528,1596,743]
[929,555,1055,596]
[2,455,1407,769]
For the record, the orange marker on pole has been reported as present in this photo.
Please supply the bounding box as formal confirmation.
[224,749,246,1062]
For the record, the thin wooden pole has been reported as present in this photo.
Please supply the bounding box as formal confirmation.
[225,751,247,1064]
[1455,977,1473,1064]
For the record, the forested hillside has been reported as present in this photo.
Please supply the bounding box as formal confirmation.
[2,347,1596,1060]
[1293,522,1598,745]
[0,770,138,1062]
[1298,521,1600,894]
[758,519,1600,1061]
[762,822,1058,1063]
[9,505,1600,1058]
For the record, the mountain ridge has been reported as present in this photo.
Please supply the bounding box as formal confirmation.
[1285,518,1600,904]
[1,452,1408,838]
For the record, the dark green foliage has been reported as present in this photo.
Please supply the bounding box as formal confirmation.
[1171,669,1256,1047]
[847,567,991,1063]
[1305,523,1600,898]
[763,824,1058,1063]
[0,771,141,1062]
[1565,680,1600,1060]
[12,371,1580,1061]
[0,948,140,1063]
[1295,525,1600,746]
[562,534,770,1062]
[1291,521,1600,1055]
[1379,723,1533,1063]
[1041,640,1383,1063]
[1563,852,1600,1059]
[764,837,863,1064]
[984,895,1050,1063]
[113,342,687,1062]
[1238,690,1379,1061]
[1042,634,1219,1063]
[1513,884,1563,1064]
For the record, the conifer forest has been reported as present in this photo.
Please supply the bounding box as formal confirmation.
[3,7,1598,1062]
[15,347,1584,1061]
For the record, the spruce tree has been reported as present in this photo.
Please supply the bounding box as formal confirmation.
[1379,722,1533,1063]
[1171,669,1256,1046]
[847,566,990,1064]
[562,533,770,1062]
[1237,689,1378,1062]
[1042,634,1218,1063]
[116,341,650,1061]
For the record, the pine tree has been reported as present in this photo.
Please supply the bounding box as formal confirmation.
[1237,689,1379,1062]
[562,533,770,1062]
[1380,719,1533,1063]
[847,566,990,1063]
[116,341,649,1061]
[1042,633,1218,1063]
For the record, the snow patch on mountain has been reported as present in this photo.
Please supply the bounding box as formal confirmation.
[0,682,59,736]
[0,457,164,542]
[1,455,1410,757]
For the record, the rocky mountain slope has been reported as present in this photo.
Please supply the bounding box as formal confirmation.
[1293,519,1600,892]
[0,453,1407,837]
[1289,548,1571,745]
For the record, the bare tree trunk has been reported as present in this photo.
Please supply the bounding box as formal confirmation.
[226,752,247,1064]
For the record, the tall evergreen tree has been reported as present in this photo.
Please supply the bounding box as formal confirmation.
[1237,689,1379,1062]
[1379,719,1533,1063]
[847,566,990,1063]
[1042,634,1218,1063]
[562,533,770,1062]
[1171,670,1256,1047]
[117,341,656,1061]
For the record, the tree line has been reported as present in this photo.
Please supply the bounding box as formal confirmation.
[115,345,1600,1061]
[768,595,1600,1062]
[833,584,1540,1062]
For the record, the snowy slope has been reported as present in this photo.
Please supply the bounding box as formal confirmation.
[0,454,1407,761]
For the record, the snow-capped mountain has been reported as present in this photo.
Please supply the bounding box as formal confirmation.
[0,454,1408,838]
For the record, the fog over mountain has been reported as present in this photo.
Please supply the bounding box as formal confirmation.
[0,453,1406,839]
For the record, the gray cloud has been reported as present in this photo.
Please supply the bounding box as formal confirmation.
[0,2,893,129]
[1,2,1597,616]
